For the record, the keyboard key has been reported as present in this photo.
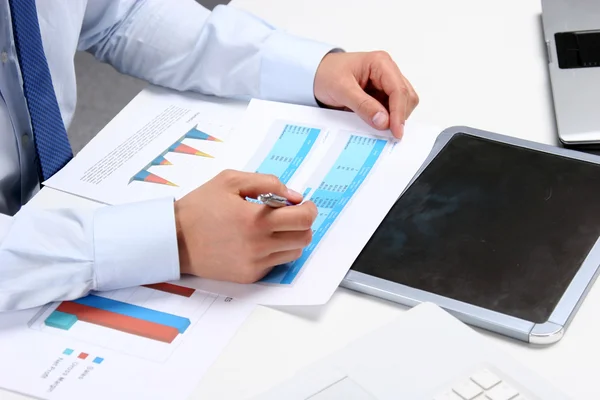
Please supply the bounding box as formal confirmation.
[486,382,520,400]
[433,391,463,400]
[309,376,377,400]
[452,380,483,399]
[470,369,501,390]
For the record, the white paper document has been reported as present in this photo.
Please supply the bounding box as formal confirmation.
[194,100,441,305]
[0,278,254,400]
[45,86,248,205]
[0,213,11,243]
[45,89,441,305]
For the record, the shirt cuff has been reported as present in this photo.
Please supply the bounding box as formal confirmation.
[93,198,180,291]
[261,30,339,107]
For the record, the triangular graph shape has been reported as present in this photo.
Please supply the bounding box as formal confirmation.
[168,142,214,158]
[151,155,172,166]
[185,126,223,142]
[130,170,177,186]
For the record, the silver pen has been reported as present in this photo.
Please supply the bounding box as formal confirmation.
[257,193,295,208]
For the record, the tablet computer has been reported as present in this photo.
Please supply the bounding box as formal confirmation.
[341,126,600,344]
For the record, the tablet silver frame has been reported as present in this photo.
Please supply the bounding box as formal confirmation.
[341,126,600,345]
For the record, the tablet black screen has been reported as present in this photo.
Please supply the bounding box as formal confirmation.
[351,133,600,323]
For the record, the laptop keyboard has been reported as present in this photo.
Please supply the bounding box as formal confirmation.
[433,367,538,400]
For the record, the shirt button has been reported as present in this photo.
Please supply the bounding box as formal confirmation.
[1,52,7,63]
[22,133,30,146]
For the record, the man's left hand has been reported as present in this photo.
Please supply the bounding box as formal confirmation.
[314,51,419,139]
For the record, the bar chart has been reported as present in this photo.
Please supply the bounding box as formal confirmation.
[184,125,223,142]
[143,282,195,297]
[168,142,213,158]
[130,170,177,186]
[129,125,223,187]
[45,292,191,344]
[28,283,218,362]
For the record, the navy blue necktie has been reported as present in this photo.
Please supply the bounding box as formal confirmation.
[10,0,73,181]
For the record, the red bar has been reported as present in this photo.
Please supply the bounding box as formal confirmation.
[56,302,179,343]
[78,353,88,360]
[143,283,195,297]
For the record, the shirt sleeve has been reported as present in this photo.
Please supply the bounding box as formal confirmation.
[77,0,337,106]
[0,198,180,312]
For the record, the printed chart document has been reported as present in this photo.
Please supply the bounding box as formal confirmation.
[45,86,248,205]
[193,100,441,305]
[0,278,254,400]
[45,89,441,305]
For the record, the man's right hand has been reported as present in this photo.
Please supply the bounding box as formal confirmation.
[174,170,317,283]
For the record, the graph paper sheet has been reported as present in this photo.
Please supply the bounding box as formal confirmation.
[44,89,441,305]
[0,278,254,400]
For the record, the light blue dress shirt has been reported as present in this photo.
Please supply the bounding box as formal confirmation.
[0,0,334,311]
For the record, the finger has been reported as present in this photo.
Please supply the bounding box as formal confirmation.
[268,229,313,253]
[336,79,390,131]
[259,249,305,269]
[264,201,317,232]
[220,170,303,203]
[373,61,410,139]
[401,75,419,119]
[388,89,409,139]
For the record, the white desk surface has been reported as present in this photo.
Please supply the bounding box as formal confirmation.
[1,0,596,399]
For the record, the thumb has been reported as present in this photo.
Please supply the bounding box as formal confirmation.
[340,81,389,130]
[230,171,303,204]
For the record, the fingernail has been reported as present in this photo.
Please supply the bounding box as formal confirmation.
[372,111,388,128]
[398,121,405,138]
[287,188,302,198]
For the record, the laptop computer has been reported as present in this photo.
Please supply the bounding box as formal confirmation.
[252,303,569,399]
[541,0,600,146]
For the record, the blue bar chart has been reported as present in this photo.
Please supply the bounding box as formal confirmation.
[71,295,191,334]
[44,292,192,344]
[28,283,219,362]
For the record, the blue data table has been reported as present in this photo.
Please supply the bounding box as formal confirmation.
[254,124,321,184]
[262,135,387,284]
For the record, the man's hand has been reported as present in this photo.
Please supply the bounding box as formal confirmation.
[314,51,419,139]
[175,170,317,284]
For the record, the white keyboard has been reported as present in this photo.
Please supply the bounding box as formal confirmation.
[434,366,539,400]
[253,304,568,400]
